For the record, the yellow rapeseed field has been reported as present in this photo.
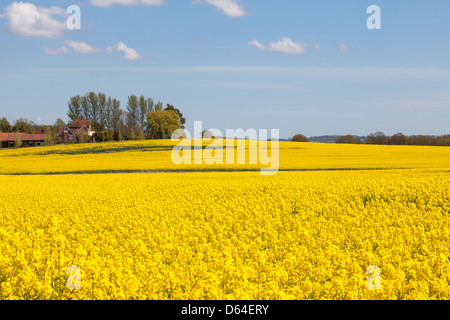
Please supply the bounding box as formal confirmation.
[0,141,449,300]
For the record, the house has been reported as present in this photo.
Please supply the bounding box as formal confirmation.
[0,132,46,147]
[57,119,94,144]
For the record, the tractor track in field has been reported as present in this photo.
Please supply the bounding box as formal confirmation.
[0,167,417,176]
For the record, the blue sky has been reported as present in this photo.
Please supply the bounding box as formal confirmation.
[1,0,450,138]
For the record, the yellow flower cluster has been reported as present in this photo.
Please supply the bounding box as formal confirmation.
[1,140,450,174]
[0,168,449,300]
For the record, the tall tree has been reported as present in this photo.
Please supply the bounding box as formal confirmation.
[155,101,164,111]
[87,92,99,130]
[109,99,122,132]
[126,95,139,135]
[54,118,66,128]
[98,92,107,131]
[67,95,82,121]
[139,95,148,134]
[81,95,90,120]
[147,98,154,112]
[106,97,113,131]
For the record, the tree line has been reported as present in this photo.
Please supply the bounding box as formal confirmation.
[0,92,187,145]
[66,92,186,141]
[292,132,450,147]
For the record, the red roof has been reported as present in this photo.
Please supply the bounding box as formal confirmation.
[0,132,46,142]
[69,119,91,129]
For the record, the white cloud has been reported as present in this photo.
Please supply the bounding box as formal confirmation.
[64,40,102,54]
[90,0,166,7]
[192,0,248,17]
[42,46,70,56]
[248,37,308,55]
[106,42,143,61]
[339,42,351,54]
[0,2,67,38]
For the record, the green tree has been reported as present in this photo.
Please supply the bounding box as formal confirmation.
[201,130,214,139]
[138,95,148,134]
[116,129,122,141]
[67,95,82,121]
[335,135,356,144]
[110,105,124,134]
[98,92,107,131]
[155,101,164,111]
[165,104,186,129]
[129,129,136,141]
[292,134,309,142]
[137,129,145,140]
[126,95,139,134]
[44,126,55,145]
[54,118,66,128]
[14,134,22,148]
[365,132,389,145]
[81,95,90,120]
[0,117,12,132]
[147,110,181,139]
[389,133,408,145]
[408,135,433,146]
[106,97,113,131]
[87,92,99,130]
[147,98,154,112]
[13,118,35,134]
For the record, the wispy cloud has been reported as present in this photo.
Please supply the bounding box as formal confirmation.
[42,46,70,56]
[248,38,308,54]
[4,66,450,82]
[64,40,102,54]
[339,42,352,54]
[90,0,166,7]
[106,42,143,61]
[0,2,67,38]
[171,82,295,90]
[191,0,248,17]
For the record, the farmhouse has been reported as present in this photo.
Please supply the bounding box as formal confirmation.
[58,119,94,143]
[0,132,46,147]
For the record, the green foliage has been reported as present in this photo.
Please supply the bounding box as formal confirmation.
[54,118,66,127]
[292,134,309,142]
[365,132,388,145]
[129,129,136,141]
[67,95,82,121]
[0,117,12,132]
[165,104,186,129]
[137,129,145,140]
[115,129,122,141]
[389,133,408,145]
[13,118,35,134]
[65,93,187,142]
[335,135,356,144]
[147,110,181,139]
[14,134,22,148]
